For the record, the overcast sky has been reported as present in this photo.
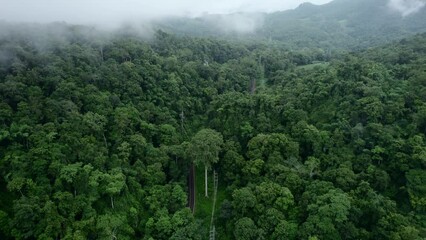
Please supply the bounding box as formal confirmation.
[0,0,333,25]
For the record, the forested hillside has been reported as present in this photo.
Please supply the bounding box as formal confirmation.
[156,0,426,50]
[0,23,425,239]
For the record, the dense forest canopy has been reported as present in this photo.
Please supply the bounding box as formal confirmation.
[1,0,426,239]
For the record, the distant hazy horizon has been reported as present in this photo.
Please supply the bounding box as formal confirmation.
[0,0,332,26]
[1,0,425,29]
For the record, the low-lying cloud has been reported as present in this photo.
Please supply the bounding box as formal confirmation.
[203,13,265,34]
[0,0,332,28]
[388,0,426,16]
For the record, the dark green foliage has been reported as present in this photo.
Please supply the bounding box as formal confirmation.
[0,22,425,239]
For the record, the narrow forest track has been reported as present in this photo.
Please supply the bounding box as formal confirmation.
[188,163,195,213]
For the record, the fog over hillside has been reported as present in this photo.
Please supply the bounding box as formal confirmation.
[388,0,426,16]
[0,0,332,27]
[0,0,425,50]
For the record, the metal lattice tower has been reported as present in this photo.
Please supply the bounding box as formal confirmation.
[209,171,219,240]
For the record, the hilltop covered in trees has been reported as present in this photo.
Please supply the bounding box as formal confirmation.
[0,23,425,239]
[156,0,426,51]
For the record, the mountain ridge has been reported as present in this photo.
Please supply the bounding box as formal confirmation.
[155,0,426,50]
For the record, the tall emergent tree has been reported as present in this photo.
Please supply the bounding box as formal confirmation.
[189,129,223,197]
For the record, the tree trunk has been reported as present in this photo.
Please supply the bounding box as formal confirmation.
[111,196,114,209]
[103,132,108,150]
[250,78,256,94]
[205,165,208,197]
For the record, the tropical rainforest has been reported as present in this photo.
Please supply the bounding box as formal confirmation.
[1,0,426,240]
